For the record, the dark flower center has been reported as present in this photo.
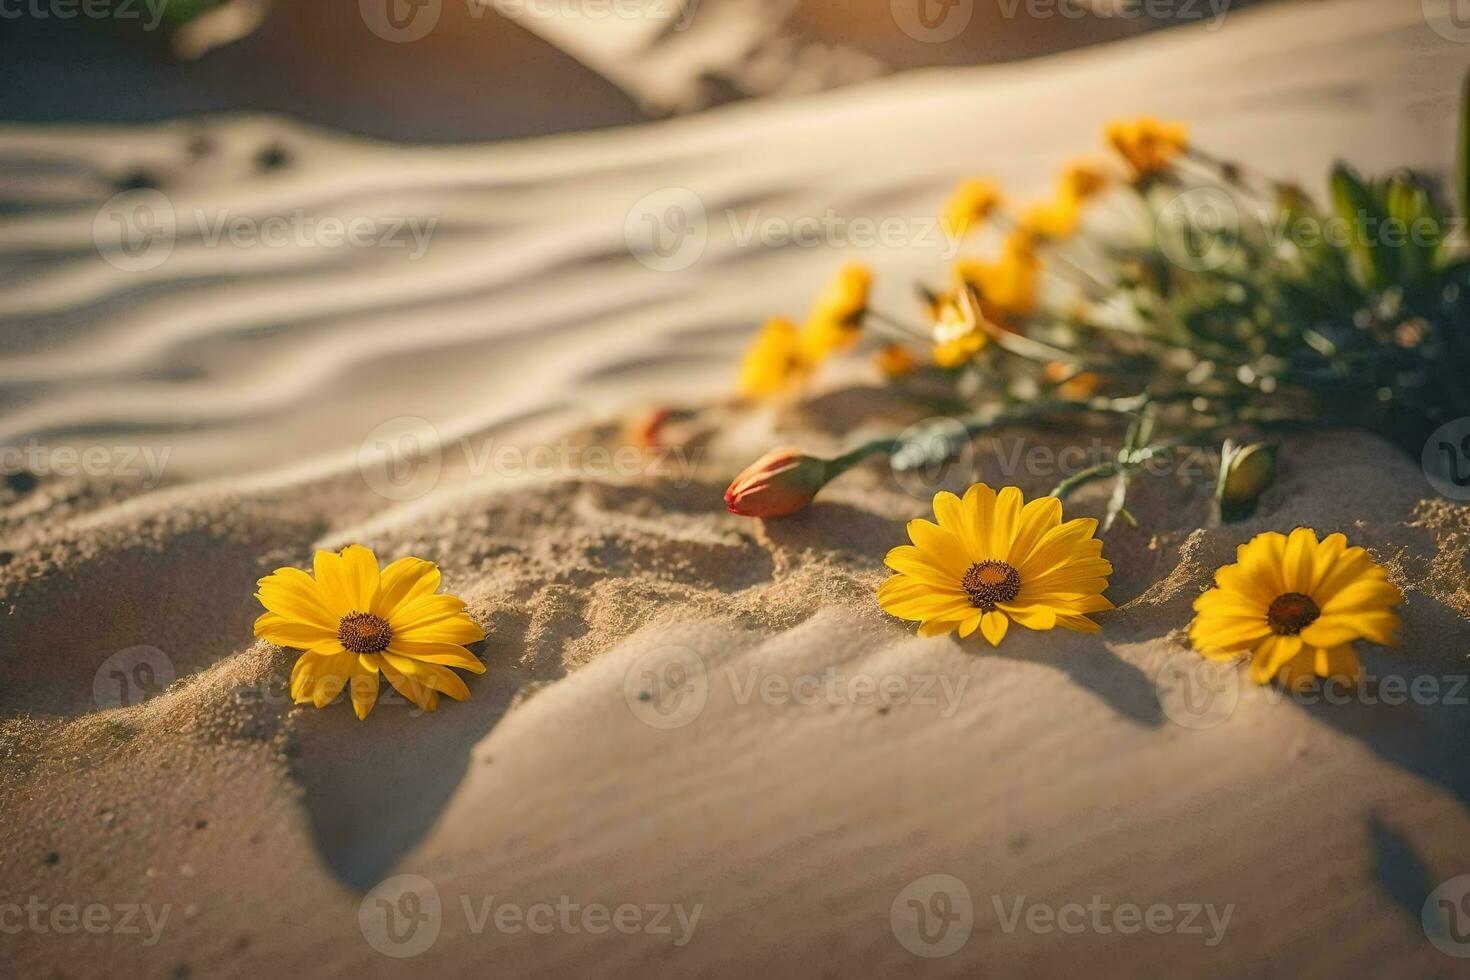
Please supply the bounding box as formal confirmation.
[338,612,392,654]
[962,560,1021,611]
[1267,592,1320,635]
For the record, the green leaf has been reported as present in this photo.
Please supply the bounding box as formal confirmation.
[1330,163,1394,289]
[1460,69,1470,220]
[1384,172,1443,282]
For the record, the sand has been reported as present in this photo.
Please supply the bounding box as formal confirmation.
[3,0,1470,976]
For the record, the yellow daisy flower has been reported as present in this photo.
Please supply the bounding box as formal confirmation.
[955,231,1041,318]
[928,285,988,368]
[943,179,1004,238]
[1059,160,1109,202]
[809,261,872,328]
[254,545,486,719]
[1017,161,1111,241]
[1190,528,1402,688]
[1105,116,1188,180]
[878,484,1114,645]
[797,314,856,363]
[794,262,873,364]
[1019,198,1081,240]
[875,343,918,378]
[738,316,808,399]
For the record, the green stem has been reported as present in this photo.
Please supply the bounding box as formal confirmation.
[865,308,929,342]
[1050,461,1118,499]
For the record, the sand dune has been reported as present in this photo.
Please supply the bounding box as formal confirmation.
[3,1,1470,976]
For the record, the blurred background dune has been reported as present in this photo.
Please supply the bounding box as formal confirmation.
[2,0,1286,140]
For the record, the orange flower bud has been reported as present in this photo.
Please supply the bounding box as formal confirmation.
[628,406,673,449]
[724,448,831,518]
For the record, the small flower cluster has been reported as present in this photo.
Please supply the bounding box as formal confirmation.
[737,263,871,399]
[714,106,1459,698]
[870,482,1401,692]
[728,102,1470,529]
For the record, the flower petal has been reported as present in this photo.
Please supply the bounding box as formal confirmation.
[884,545,962,590]
[980,610,1010,646]
[998,604,1058,631]
[906,518,971,579]
[1017,517,1100,582]
[254,611,337,650]
[349,659,380,720]
[255,567,339,633]
[1281,527,1320,595]
[388,593,485,644]
[917,619,960,638]
[381,653,472,702]
[386,640,487,674]
[878,575,973,622]
[372,557,442,618]
[1190,614,1272,653]
[290,649,358,708]
[313,545,381,615]
[1053,613,1102,634]
[372,653,439,712]
[987,487,1024,562]
[1219,531,1287,606]
[1318,578,1403,617]
[1247,634,1302,685]
[1006,495,1062,569]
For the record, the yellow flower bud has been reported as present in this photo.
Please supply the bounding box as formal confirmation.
[1216,440,1279,522]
